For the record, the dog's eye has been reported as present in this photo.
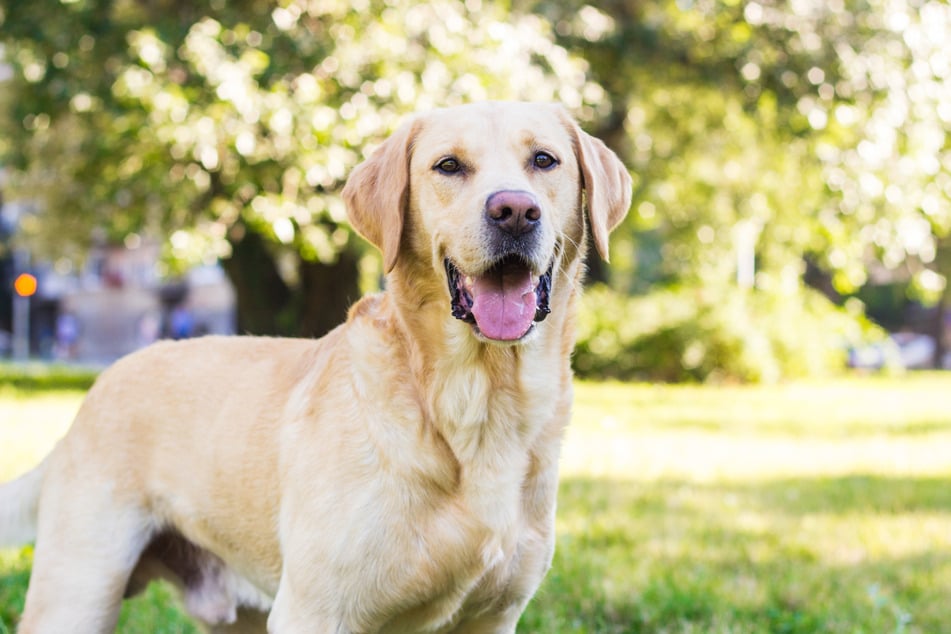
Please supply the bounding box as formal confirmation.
[434,157,463,175]
[533,152,558,170]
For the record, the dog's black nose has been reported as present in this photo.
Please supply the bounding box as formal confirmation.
[485,190,541,237]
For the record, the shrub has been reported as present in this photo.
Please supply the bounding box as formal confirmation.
[573,284,883,383]
[0,362,100,391]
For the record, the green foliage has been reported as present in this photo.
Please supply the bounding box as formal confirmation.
[538,0,951,300]
[0,0,597,270]
[3,0,951,374]
[574,284,880,382]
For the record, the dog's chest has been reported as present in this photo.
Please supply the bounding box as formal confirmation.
[321,323,558,631]
[370,504,525,633]
[352,369,536,629]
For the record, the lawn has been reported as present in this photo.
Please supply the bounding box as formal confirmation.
[2,375,950,633]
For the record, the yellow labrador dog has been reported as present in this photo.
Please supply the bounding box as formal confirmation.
[0,101,630,633]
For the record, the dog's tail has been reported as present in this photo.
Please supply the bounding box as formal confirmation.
[0,457,48,548]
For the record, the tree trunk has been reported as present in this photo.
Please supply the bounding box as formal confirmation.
[222,225,292,336]
[297,249,361,339]
[933,293,948,369]
[802,256,843,304]
[221,223,362,339]
[584,245,609,285]
[931,237,951,369]
[585,107,629,287]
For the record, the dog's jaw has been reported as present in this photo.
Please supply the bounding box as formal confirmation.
[444,257,553,342]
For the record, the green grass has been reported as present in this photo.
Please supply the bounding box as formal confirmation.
[2,375,950,633]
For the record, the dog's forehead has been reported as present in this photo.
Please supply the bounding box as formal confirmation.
[412,103,573,162]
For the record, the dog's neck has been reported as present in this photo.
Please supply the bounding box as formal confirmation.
[387,259,580,427]
[376,257,582,529]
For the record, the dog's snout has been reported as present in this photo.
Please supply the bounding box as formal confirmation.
[485,190,541,237]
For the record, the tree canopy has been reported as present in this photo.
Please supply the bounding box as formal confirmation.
[0,0,598,335]
[2,0,949,378]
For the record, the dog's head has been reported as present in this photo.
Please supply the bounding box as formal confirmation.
[343,102,631,343]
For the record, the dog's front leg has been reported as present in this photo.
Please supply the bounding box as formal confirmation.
[448,606,521,634]
[267,582,351,634]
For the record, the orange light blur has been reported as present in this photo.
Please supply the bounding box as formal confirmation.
[13,273,38,297]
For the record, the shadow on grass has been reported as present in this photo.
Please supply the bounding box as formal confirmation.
[727,474,951,515]
[520,474,951,634]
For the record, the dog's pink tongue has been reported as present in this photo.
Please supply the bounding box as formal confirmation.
[470,266,538,341]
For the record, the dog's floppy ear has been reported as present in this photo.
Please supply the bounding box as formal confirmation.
[563,112,633,261]
[343,118,420,273]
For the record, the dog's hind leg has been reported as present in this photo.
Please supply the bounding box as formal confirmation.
[206,607,269,634]
[0,457,47,548]
[17,477,154,634]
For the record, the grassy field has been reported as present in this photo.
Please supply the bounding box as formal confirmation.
[2,375,950,633]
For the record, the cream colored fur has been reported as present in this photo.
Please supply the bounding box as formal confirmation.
[0,101,631,634]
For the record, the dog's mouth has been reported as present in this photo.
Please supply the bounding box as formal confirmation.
[445,256,552,342]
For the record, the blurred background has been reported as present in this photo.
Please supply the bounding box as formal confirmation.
[0,0,949,380]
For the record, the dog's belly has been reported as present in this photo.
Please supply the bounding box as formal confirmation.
[145,516,530,631]
[128,529,274,625]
